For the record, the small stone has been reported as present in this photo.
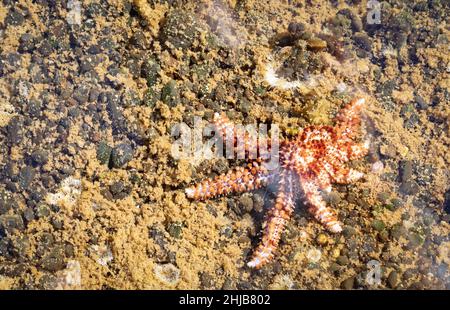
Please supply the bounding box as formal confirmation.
[288,22,306,37]
[55,260,82,290]
[0,214,25,234]
[238,194,253,213]
[371,219,385,232]
[407,232,424,249]
[31,150,48,166]
[353,32,372,52]
[377,192,390,204]
[341,277,354,290]
[252,194,264,213]
[130,30,149,49]
[307,38,327,51]
[109,182,129,200]
[19,33,35,53]
[220,226,233,238]
[167,222,183,239]
[73,84,90,104]
[36,204,51,218]
[96,141,112,165]
[19,166,35,188]
[111,143,133,168]
[38,39,53,57]
[143,88,160,107]
[325,192,341,205]
[160,9,207,49]
[415,95,428,110]
[239,100,251,114]
[343,226,356,237]
[329,247,340,259]
[399,181,419,196]
[200,272,214,288]
[23,208,35,222]
[391,198,403,210]
[161,80,180,107]
[399,160,413,183]
[387,270,399,288]
[306,248,322,263]
[222,278,234,290]
[40,247,66,272]
[337,255,350,266]
[316,233,328,245]
[141,58,161,87]
[5,8,26,26]
[238,235,250,244]
[378,230,389,242]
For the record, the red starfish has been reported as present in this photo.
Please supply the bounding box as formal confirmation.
[185,98,369,268]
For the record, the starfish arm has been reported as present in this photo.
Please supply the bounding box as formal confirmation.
[185,160,274,200]
[348,140,370,160]
[334,97,365,139]
[308,163,332,193]
[213,113,271,159]
[300,173,342,233]
[247,172,296,269]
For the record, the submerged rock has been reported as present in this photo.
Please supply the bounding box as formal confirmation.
[160,9,208,49]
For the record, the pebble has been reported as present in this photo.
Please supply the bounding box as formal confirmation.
[353,32,372,52]
[130,30,149,49]
[141,58,161,87]
[238,194,253,213]
[343,226,357,237]
[252,194,264,213]
[200,272,214,288]
[0,214,25,234]
[39,246,66,272]
[111,143,133,168]
[399,160,413,183]
[31,150,49,166]
[316,233,328,246]
[306,248,321,263]
[73,84,90,104]
[36,204,51,218]
[399,181,419,196]
[341,277,354,290]
[38,39,53,57]
[143,88,160,107]
[377,192,390,204]
[407,232,424,249]
[220,226,233,238]
[5,7,26,26]
[222,278,234,290]
[371,219,385,232]
[325,191,341,205]
[306,38,327,51]
[336,255,350,266]
[387,270,399,288]
[96,141,112,165]
[160,9,207,49]
[415,95,428,110]
[161,80,180,107]
[19,166,35,188]
[19,33,35,53]
[109,182,129,200]
[287,21,306,38]
[167,222,183,239]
